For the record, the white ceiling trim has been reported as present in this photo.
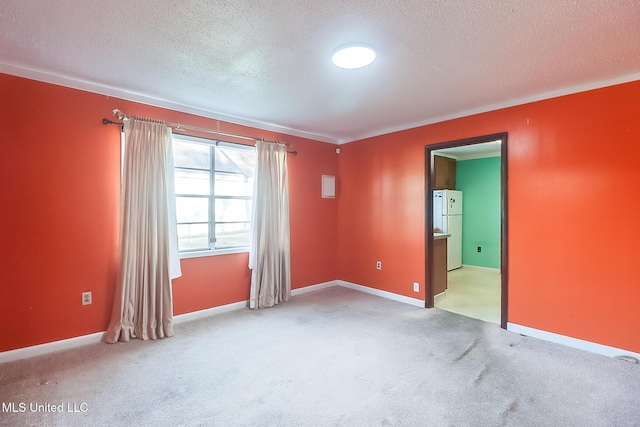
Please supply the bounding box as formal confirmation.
[341,71,640,145]
[0,61,338,144]
[3,60,639,146]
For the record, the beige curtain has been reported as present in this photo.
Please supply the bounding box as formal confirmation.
[248,140,291,308]
[106,117,181,343]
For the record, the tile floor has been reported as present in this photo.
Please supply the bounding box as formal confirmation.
[435,266,501,324]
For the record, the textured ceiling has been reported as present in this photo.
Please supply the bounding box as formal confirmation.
[1,1,639,143]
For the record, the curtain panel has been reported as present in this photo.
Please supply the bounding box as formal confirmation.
[248,140,291,309]
[106,118,181,343]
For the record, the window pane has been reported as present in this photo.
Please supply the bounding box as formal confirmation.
[215,222,251,248]
[176,197,209,223]
[172,136,256,255]
[215,146,255,177]
[173,140,210,169]
[178,223,209,251]
[175,169,210,195]
[215,198,252,222]
[215,173,254,197]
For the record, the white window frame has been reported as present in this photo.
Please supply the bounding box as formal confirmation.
[173,134,256,259]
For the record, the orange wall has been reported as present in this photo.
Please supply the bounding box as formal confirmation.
[338,80,640,353]
[3,72,639,355]
[0,73,338,352]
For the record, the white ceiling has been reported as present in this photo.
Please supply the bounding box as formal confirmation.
[1,1,639,144]
[435,141,502,161]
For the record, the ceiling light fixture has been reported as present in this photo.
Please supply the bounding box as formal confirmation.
[331,45,376,69]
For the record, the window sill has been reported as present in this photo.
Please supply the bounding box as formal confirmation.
[179,247,249,259]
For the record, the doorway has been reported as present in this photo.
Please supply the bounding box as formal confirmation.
[424,133,508,329]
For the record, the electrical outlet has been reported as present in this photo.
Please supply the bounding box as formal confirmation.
[82,291,92,306]
[376,261,382,270]
[477,246,482,253]
[413,282,419,292]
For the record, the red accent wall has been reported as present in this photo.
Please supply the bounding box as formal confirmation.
[0,73,338,352]
[2,72,639,355]
[337,80,640,353]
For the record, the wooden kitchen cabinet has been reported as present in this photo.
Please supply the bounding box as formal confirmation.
[434,155,456,190]
[433,235,448,295]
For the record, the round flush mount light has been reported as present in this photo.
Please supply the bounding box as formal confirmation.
[331,45,376,69]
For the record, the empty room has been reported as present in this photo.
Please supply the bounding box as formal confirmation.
[1,2,640,426]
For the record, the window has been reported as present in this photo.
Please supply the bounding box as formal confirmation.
[172,134,256,257]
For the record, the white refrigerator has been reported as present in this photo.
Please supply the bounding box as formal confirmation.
[433,190,462,271]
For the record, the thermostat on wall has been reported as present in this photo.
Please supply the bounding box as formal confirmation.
[322,175,335,198]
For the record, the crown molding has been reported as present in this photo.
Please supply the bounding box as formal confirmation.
[0,61,339,144]
[338,71,640,144]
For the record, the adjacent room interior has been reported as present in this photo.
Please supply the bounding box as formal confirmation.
[431,141,503,325]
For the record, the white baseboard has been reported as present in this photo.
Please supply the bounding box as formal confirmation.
[0,299,251,365]
[507,323,640,362]
[337,280,424,308]
[176,280,341,323]
[291,280,339,296]
[0,332,106,365]
[434,291,447,303]
[173,300,248,324]
[0,281,342,364]
[461,264,501,273]
[12,284,637,365]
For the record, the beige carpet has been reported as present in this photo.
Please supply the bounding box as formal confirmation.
[1,286,639,426]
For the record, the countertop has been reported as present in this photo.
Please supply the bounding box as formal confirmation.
[433,233,451,240]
